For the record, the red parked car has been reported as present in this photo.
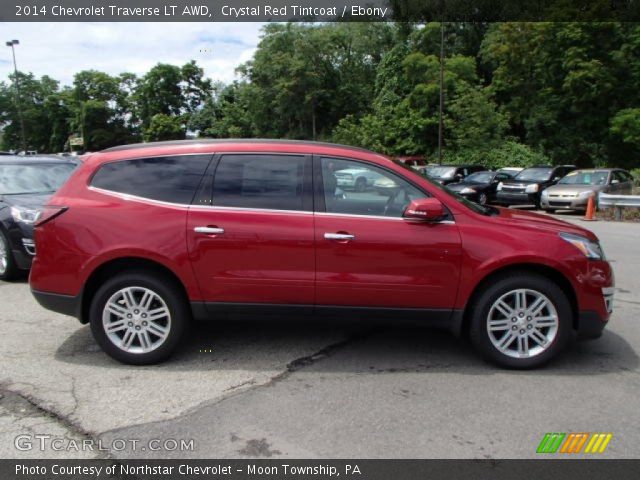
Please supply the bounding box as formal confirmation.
[29,140,614,368]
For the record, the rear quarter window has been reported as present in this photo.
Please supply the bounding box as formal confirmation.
[90,155,212,204]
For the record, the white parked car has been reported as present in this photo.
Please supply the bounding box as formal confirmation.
[333,168,384,192]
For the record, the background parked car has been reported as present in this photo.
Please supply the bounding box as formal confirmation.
[446,170,515,205]
[0,155,78,279]
[334,167,383,192]
[425,165,486,185]
[495,165,576,209]
[496,167,524,176]
[541,168,634,212]
[396,156,428,174]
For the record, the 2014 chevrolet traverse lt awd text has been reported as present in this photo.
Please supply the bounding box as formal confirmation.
[29,140,614,368]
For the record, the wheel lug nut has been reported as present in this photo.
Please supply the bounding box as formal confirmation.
[142,313,147,318]
[511,318,517,322]
[135,326,141,330]
[527,316,532,321]
[142,321,147,326]
[128,322,133,327]
[134,310,139,314]
[519,312,524,317]
[127,314,132,318]
[512,325,517,330]
[527,325,533,329]
[520,329,525,334]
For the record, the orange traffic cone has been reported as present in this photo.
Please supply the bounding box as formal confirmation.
[583,195,597,221]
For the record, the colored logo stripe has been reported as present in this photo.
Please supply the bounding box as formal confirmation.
[537,433,612,454]
[537,433,566,453]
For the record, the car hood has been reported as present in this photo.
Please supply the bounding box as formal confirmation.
[545,184,604,194]
[0,192,52,209]
[494,207,597,240]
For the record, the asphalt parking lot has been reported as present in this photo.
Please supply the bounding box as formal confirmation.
[1,213,639,459]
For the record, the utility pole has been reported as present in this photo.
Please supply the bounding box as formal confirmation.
[5,39,27,152]
[437,23,444,165]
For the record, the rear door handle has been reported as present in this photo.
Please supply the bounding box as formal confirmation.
[194,226,225,235]
[324,233,355,241]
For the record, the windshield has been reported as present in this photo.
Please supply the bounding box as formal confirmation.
[465,172,493,183]
[515,168,553,182]
[426,166,456,179]
[0,163,76,194]
[559,171,608,185]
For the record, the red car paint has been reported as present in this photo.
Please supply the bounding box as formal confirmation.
[29,140,613,336]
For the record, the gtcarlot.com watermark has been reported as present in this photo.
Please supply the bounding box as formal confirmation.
[15,434,195,452]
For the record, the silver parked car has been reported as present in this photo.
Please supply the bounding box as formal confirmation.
[540,168,634,212]
[333,168,384,192]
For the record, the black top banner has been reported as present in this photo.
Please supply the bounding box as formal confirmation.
[1,0,640,22]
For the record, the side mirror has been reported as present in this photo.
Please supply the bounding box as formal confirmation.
[403,198,446,222]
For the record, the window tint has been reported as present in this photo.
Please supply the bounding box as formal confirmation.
[321,157,424,217]
[213,154,307,211]
[0,163,76,194]
[91,155,211,204]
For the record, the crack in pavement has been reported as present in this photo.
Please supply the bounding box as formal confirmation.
[0,385,113,459]
[100,328,374,438]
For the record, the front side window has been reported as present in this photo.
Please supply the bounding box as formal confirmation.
[91,155,211,204]
[321,157,424,217]
[212,154,307,211]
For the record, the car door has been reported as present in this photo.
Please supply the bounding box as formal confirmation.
[314,156,462,315]
[187,153,315,309]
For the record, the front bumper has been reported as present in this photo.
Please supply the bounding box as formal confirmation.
[495,191,537,206]
[540,196,589,210]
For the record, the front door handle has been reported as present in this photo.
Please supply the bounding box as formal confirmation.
[194,226,225,235]
[324,232,355,241]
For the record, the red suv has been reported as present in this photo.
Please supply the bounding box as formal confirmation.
[29,140,614,368]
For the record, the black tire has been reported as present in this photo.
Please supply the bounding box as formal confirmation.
[89,270,190,365]
[469,273,572,369]
[0,230,19,281]
[355,177,367,192]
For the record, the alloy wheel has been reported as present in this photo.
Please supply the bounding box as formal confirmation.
[486,288,559,359]
[102,286,171,354]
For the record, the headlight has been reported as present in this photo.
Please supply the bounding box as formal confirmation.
[525,184,539,193]
[460,187,476,194]
[541,189,549,197]
[578,190,595,198]
[10,206,41,225]
[497,182,503,191]
[559,232,605,260]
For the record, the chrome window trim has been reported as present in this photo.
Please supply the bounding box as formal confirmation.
[88,186,456,222]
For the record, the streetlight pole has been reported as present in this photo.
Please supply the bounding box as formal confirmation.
[437,22,445,165]
[6,39,27,152]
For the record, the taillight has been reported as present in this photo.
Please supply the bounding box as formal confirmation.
[35,206,68,227]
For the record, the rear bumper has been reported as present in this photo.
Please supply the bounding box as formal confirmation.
[31,289,81,320]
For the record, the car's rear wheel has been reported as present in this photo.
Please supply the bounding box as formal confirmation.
[469,273,571,369]
[0,231,18,280]
[89,271,189,365]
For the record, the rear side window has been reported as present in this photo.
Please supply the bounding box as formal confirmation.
[212,154,308,211]
[91,155,211,204]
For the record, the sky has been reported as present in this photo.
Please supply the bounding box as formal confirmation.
[0,22,265,87]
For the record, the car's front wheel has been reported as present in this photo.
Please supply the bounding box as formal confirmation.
[89,270,189,364]
[0,231,18,280]
[469,273,572,369]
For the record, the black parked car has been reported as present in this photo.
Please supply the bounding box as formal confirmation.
[446,170,515,205]
[0,156,78,279]
[424,164,486,185]
[495,165,576,209]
